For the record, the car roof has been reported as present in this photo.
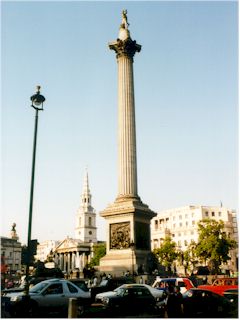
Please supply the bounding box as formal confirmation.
[119,284,146,288]
[155,277,187,281]
[187,288,221,294]
[39,278,67,284]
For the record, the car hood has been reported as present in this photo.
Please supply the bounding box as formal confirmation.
[4,291,40,299]
[96,291,117,299]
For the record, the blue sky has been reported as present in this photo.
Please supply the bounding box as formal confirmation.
[1,1,238,244]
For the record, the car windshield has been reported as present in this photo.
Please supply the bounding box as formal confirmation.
[29,282,49,293]
[72,282,89,292]
[115,287,126,296]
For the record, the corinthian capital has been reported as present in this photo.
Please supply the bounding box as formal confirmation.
[109,38,141,60]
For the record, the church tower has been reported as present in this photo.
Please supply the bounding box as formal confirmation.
[75,170,97,243]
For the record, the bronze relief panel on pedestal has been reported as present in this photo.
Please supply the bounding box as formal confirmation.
[110,222,130,249]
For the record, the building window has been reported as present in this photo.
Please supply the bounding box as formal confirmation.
[172,234,175,237]
[205,211,209,217]
[184,240,188,246]
[179,223,182,227]
[218,212,222,217]
[155,220,158,230]
[179,215,182,220]
[186,221,188,226]
[178,240,181,246]
[212,212,215,216]
[89,231,92,235]
[79,217,81,226]
[89,217,92,226]
[178,232,181,237]
[192,221,195,225]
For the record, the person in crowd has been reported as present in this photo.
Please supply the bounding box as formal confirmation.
[166,286,183,318]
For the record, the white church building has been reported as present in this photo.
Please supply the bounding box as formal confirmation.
[36,170,98,274]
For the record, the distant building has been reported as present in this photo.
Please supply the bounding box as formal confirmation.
[151,205,238,273]
[35,240,60,262]
[1,223,22,273]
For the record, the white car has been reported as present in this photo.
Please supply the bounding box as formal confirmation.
[5,278,91,317]
[95,283,166,302]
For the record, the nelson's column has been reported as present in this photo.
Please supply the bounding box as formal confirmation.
[100,10,156,275]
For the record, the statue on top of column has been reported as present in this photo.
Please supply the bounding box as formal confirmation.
[121,9,129,29]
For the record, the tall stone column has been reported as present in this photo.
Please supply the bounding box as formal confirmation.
[108,12,141,200]
[100,10,156,276]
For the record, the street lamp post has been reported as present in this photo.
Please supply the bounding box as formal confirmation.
[24,86,45,296]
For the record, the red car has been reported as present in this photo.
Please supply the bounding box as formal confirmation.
[198,277,238,296]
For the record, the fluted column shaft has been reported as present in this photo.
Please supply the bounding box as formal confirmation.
[117,55,138,197]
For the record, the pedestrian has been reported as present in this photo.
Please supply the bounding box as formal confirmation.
[166,286,183,318]
[174,286,184,317]
[139,276,143,284]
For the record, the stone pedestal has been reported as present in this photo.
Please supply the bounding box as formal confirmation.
[100,197,155,275]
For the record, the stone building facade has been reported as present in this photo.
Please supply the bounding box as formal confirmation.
[1,224,22,273]
[35,240,60,262]
[151,205,238,273]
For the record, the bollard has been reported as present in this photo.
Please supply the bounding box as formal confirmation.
[68,298,78,318]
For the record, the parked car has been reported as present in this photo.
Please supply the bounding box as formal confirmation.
[182,288,232,318]
[198,277,238,296]
[101,284,157,316]
[90,276,134,300]
[152,277,194,294]
[2,270,64,295]
[4,278,91,317]
[96,283,167,302]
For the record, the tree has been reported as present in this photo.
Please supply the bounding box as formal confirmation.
[180,241,198,274]
[153,236,178,273]
[89,243,106,268]
[195,219,237,274]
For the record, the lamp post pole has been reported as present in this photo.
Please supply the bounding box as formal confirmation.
[25,86,45,296]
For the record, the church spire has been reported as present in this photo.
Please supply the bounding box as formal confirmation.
[82,168,90,195]
[81,168,92,210]
[75,170,97,242]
